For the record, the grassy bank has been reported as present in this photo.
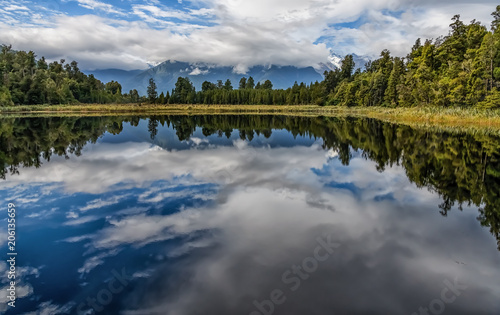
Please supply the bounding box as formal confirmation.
[2,103,500,132]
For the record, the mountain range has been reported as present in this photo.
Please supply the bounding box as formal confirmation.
[83,52,370,95]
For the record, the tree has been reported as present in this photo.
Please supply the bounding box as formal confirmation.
[477,32,497,93]
[158,92,165,104]
[262,79,273,90]
[246,76,255,89]
[492,5,500,33]
[407,38,422,65]
[202,81,215,92]
[443,15,467,63]
[37,56,48,70]
[216,80,224,89]
[105,80,122,95]
[239,77,247,89]
[224,79,233,90]
[450,14,466,37]
[324,69,341,94]
[69,61,80,78]
[385,57,404,106]
[147,78,158,103]
[0,86,13,106]
[341,55,355,80]
[130,89,139,103]
[172,77,195,103]
[148,117,158,140]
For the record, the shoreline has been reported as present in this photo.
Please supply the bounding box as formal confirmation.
[2,103,500,133]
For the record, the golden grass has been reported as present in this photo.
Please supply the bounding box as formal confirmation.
[3,103,500,133]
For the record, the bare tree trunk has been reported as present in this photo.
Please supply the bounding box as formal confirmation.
[483,153,487,183]
[491,56,494,92]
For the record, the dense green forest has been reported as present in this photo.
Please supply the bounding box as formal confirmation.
[0,46,143,106]
[1,115,499,249]
[152,6,500,108]
[1,6,500,108]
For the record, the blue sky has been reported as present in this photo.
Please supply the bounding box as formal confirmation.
[0,0,498,70]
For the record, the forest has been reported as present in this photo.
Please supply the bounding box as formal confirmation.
[0,47,141,106]
[1,6,500,108]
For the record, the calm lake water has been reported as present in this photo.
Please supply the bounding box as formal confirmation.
[1,115,499,315]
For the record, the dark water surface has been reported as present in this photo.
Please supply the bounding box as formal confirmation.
[0,115,499,315]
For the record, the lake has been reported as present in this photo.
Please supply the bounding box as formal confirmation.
[1,115,499,315]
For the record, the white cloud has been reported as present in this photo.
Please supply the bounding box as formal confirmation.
[4,124,500,313]
[189,67,209,75]
[4,140,328,194]
[324,2,497,57]
[1,1,497,69]
[0,231,6,248]
[78,249,121,274]
[0,12,328,70]
[79,194,130,212]
[0,262,40,312]
[232,63,249,74]
[189,137,210,144]
[25,207,58,218]
[114,180,498,315]
[0,1,499,69]
[70,0,125,16]
[0,284,33,311]
[64,215,101,226]
[132,4,215,22]
[4,4,30,11]
[22,301,74,315]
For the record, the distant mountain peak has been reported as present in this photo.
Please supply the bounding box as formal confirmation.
[314,50,371,74]
[86,52,370,95]
[328,50,343,69]
[147,61,161,68]
[87,61,323,95]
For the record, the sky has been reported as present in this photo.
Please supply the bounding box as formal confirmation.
[0,0,498,70]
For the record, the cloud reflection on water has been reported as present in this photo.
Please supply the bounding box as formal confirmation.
[1,122,499,314]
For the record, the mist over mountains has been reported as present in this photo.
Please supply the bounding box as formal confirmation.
[84,52,370,95]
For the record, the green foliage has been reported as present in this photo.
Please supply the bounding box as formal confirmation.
[477,88,500,109]
[0,86,13,106]
[340,54,355,80]
[239,77,247,89]
[105,80,122,95]
[0,44,140,105]
[262,80,273,90]
[224,79,233,91]
[245,76,255,89]
[170,77,329,105]
[202,81,216,92]
[494,67,500,80]
[171,77,195,103]
[158,92,165,104]
[492,5,500,32]
[147,78,158,103]
[322,8,500,109]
